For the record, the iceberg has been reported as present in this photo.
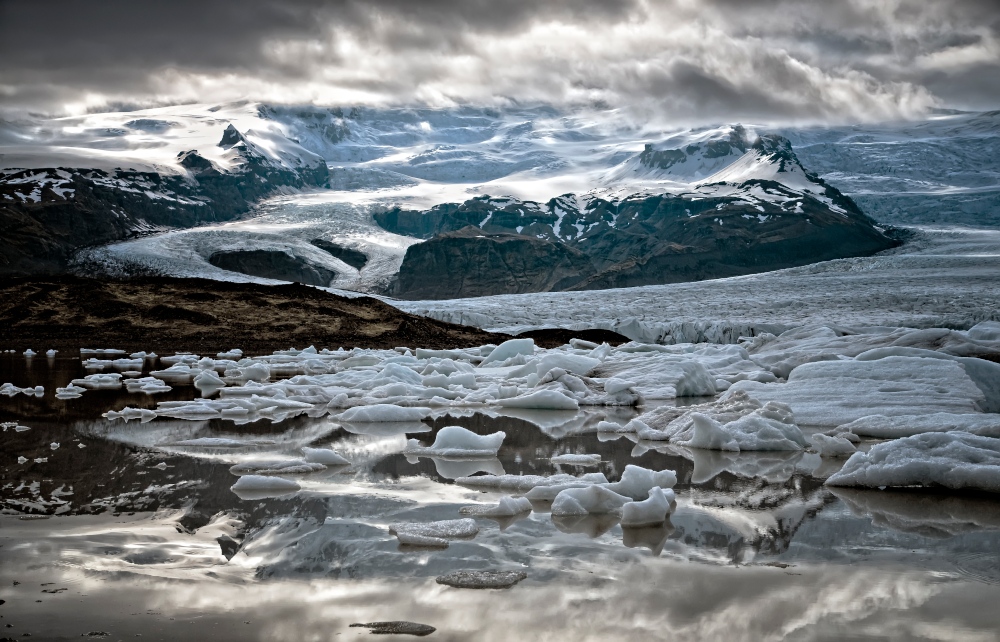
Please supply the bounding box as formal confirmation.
[551,485,630,516]
[620,487,675,527]
[404,425,506,458]
[826,432,1000,493]
[337,404,431,422]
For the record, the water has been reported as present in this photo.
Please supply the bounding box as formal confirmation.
[3,355,1000,640]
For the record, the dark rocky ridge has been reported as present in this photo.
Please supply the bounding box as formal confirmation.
[0,125,329,277]
[207,249,339,287]
[391,226,596,298]
[310,238,369,269]
[379,135,902,299]
[0,276,506,354]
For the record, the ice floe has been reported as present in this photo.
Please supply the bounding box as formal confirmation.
[389,518,479,548]
[230,474,301,499]
[826,432,1000,493]
[459,496,533,517]
[838,413,1000,438]
[550,453,602,466]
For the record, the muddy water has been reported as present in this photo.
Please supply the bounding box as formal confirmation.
[2,354,1000,640]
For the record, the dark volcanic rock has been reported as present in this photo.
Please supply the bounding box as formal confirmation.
[391,226,595,299]
[349,622,436,636]
[208,249,338,287]
[310,238,368,270]
[0,276,507,354]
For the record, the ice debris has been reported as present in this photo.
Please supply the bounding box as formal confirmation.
[0,383,44,397]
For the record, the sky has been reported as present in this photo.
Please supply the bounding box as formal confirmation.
[1,0,998,124]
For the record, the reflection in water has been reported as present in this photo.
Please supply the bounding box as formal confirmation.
[3,354,1000,637]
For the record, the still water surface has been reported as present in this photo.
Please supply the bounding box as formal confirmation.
[2,355,1000,640]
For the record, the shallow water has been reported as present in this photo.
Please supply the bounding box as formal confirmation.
[3,354,1000,640]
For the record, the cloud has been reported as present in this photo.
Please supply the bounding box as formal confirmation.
[0,0,996,123]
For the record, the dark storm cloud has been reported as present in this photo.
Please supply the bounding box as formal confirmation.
[0,0,997,122]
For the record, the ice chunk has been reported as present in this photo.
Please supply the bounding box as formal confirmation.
[230,474,300,497]
[968,321,1000,342]
[50,442,60,450]
[404,426,505,457]
[55,384,85,399]
[301,447,350,466]
[17,456,27,464]
[45,349,57,357]
[551,485,630,516]
[229,459,326,475]
[479,338,534,366]
[826,432,1000,493]
[678,405,806,452]
[459,496,532,517]
[729,356,987,427]
[436,570,527,589]
[838,413,1000,438]
[620,486,675,527]
[457,472,600,493]
[338,404,431,422]
[389,518,479,547]
[23,349,36,357]
[602,465,677,499]
[675,361,718,397]
[496,389,579,410]
[810,433,857,457]
[174,437,255,447]
[193,370,226,397]
[535,353,600,377]
[603,378,635,394]
[524,474,611,501]
[550,453,601,466]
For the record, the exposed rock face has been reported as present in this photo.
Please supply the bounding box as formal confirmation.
[0,125,329,276]
[391,226,595,299]
[309,238,368,270]
[207,249,338,286]
[381,134,902,299]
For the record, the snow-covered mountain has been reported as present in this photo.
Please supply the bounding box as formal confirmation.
[0,102,329,275]
[2,102,995,292]
[376,131,896,298]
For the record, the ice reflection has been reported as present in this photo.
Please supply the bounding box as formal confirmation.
[5,361,1000,638]
[3,520,999,642]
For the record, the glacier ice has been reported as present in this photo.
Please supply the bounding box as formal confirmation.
[826,432,1000,493]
